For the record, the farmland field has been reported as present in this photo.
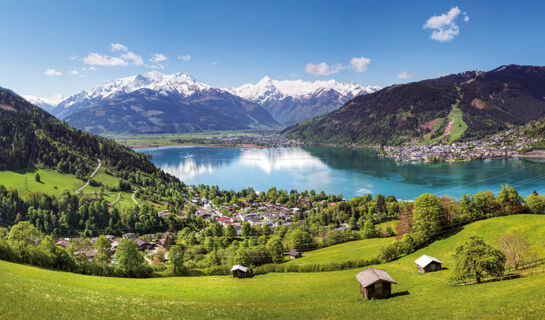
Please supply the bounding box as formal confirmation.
[2,215,545,319]
[286,237,394,265]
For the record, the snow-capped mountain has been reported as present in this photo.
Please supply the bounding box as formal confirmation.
[228,77,381,125]
[23,94,65,113]
[49,71,278,134]
[52,71,219,119]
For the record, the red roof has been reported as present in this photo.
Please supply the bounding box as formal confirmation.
[218,217,230,221]
[329,202,337,206]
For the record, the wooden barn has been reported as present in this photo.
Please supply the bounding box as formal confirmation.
[288,249,302,260]
[355,267,397,300]
[414,255,442,273]
[231,265,249,278]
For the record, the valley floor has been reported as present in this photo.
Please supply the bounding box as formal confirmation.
[2,215,545,319]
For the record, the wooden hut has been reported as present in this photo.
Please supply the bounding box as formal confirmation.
[355,267,397,300]
[288,249,302,260]
[414,255,442,273]
[231,265,249,278]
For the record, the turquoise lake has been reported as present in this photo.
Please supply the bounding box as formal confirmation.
[136,146,545,200]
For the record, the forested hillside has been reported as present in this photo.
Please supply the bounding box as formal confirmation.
[282,65,545,145]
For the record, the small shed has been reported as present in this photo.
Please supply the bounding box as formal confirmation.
[231,265,249,278]
[289,249,302,260]
[355,267,397,300]
[415,255,442,273]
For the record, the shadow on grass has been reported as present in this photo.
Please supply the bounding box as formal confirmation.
[390,290,410,298]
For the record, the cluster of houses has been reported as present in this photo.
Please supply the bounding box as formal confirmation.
[194,199,301,235]
[54,232,173,262]
[381,127,541,162]
[206,134,303,147]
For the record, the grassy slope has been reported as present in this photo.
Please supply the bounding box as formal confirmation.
[2,215,545,319]
[0,168,82,197]
[447,104,468,143]
[286,237,394,265]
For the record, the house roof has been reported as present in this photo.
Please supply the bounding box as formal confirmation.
[414,255,442,268]
[289,249,300,256]
[231,265,248,272]
[355,267,397,287]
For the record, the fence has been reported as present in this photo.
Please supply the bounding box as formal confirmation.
[451,257,545,286]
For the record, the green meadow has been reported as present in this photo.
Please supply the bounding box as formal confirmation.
[286,237,394,265]
[0,168,82,197]
[1,214,545,319]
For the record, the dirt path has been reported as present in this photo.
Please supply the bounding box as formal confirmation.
[76,159,101,194]
[131,191,141,207]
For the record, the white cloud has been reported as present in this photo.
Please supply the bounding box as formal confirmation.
[209,61,218,66]
[350,57,371,72]
[150,53,167,63]
[44,69,61,76]
[121,51,144,65]
[397,71,412,80]
[83,53,128,66]
[178,54,191,61]
[69,70,79,76]
[110,43,128,52]
[305,62,344,75]
[423,7,468,42]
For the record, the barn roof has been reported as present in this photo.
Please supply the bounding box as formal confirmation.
[355,267,397,287]
[231,265,248,272]
[414,255,442,268]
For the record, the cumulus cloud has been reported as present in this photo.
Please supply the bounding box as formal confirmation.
[110,43,128,52]
[423,7,469,42]
[350,57,371,72]
[83,53,128,66]
[44,69,61,76]
[397,71,412,80]
[305,62,344,75]
[121,51,144,65]
[150,53,167,63]
[178,54,191,61]
[69,70,79,76]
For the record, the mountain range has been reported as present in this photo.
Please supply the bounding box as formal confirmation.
[282,65,545,145]
[25,72,379,133]
[228,77,380,125]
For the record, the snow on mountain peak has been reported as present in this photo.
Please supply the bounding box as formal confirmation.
[229,77,381,104]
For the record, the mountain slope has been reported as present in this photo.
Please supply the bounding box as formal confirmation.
[282,65,545,145]
[52,72,279,134]
[229,77,380,125]
[22,94,64,113]
[0,86,177,186]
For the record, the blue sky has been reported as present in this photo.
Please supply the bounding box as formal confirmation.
[1,0,544,97]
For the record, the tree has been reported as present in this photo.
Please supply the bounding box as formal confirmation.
[496,184,522,214]
[395,202,413,239]
[8,221,41,262]
[266,237,284,263]
[114,239,150,277]
[452,236,506,283]
[361,220,379,239]
[285,228,313,251]
[412,194,444,238]
[524,193,545,214]
[495,231,534,270]
[168,245,185,274]
[241,222,253,238]
[94,235,112,264]
[224,224,236,239]
[35,173,40,183]
[233,247,251,266]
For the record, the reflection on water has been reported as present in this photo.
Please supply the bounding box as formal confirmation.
[239,148,327,174]
[136,146,545,199]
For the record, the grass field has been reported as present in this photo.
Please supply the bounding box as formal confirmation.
[286,237,394,265]
[447,104,468,144]
[92,167,121,188]
[0,168,83,197]
[108,130,274,148]
[2,214,545,319]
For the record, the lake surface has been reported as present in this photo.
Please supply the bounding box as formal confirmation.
[136,146,545,200]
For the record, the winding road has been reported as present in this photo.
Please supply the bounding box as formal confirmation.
[131,191,141,207]
[76,159,101,194]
